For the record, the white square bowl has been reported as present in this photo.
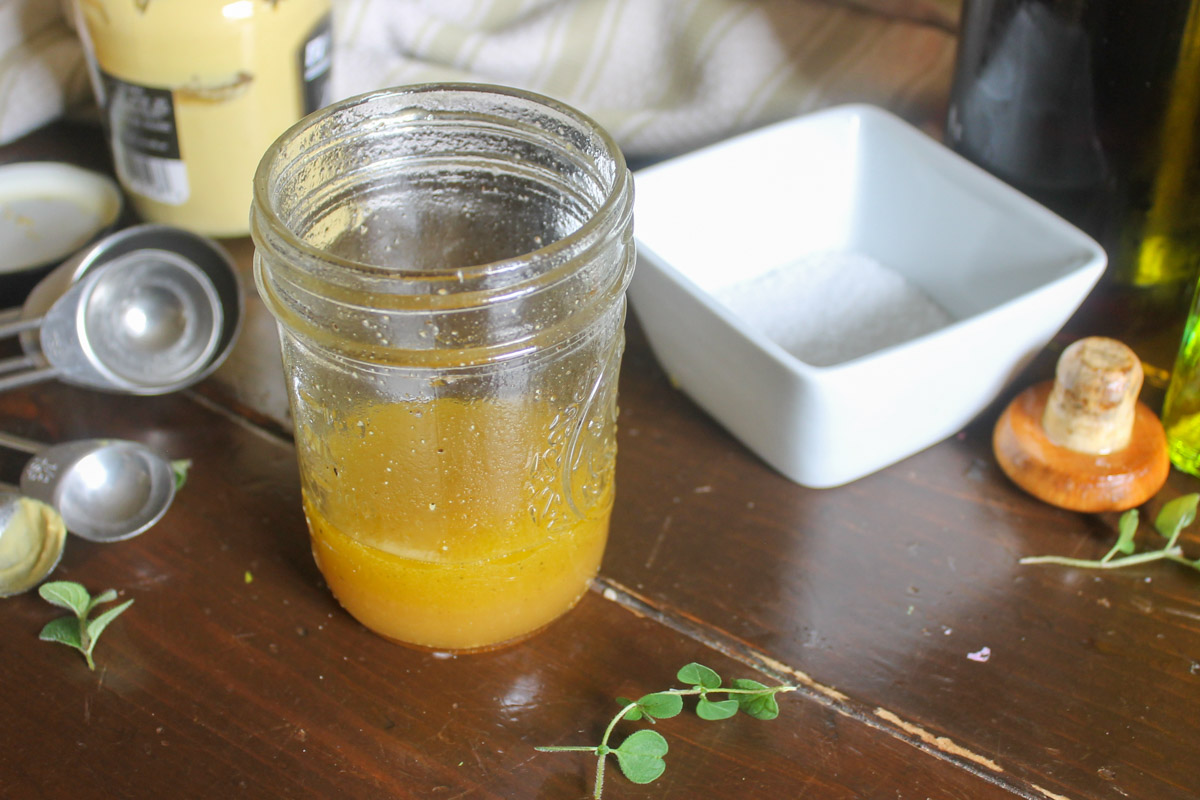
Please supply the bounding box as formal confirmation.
[630,104,1106,489]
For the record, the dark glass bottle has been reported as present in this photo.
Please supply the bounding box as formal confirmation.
[946,0,1200,378]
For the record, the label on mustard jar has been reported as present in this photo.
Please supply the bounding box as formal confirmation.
[99,72,189,206]
[74,0,335,237]
[301,15,334,114]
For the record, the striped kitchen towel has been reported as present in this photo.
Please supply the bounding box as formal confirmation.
[1,0,959,158]
[332,0,960,158]
[0,0,91,144]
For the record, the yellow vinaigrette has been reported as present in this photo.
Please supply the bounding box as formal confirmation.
[299,397,614,651]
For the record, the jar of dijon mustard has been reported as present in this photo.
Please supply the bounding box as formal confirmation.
[73,0,333,236]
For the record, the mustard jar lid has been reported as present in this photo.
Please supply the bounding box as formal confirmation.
[0,491,67,597]
[0,161,122,301]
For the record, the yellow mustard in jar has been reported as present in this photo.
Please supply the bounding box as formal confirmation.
[73,0,333,236]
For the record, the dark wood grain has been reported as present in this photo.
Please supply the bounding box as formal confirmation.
[4,121,1199,800]
[606,318,1200,800]
[0,384,1023,800]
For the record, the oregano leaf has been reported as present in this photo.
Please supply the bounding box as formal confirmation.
[1155,494,1198,545]
[636,692,683,720]
[537,663,793,798]
[85,599,134,647]
[616,697,643,721]
[613,730,668,785]
[732,679,780,720]
[696,697,739,720]
[172,459,192,491]
[87,589,118,614]
[39,616,82,649]
[1115,509,1139,555]
[38,582,91,616]
[677,662,722,689]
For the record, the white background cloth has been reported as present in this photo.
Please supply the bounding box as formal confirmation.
[0,0,959,158]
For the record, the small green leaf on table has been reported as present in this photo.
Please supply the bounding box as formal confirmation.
[613,730,668,784]
[37,581,133,671]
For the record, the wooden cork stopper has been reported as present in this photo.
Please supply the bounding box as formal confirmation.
[1042,337,1141,454]
[993,337,1169,512]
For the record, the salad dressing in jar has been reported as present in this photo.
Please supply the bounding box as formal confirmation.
[252,85,634,652]
[73,0,333,236]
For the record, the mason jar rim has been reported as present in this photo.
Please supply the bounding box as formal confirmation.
[251,82,631,284]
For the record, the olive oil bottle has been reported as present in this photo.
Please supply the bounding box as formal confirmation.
[1162,288,1200,476]
[946,0,1200,379]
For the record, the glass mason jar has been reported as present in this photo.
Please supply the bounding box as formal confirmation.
[251,84,635,652]
[72,0,334,237]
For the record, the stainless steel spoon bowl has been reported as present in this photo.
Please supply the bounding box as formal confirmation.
[0,224,243,396]
[0,250,222,393]
[0,431,176,543]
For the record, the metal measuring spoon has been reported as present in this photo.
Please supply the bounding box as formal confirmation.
[0,431,176,543]
[0,485,67,596]
[0,248,223,394]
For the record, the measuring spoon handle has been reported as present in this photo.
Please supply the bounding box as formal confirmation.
[0,354,40,375]
[0,315,43,340]
[0,429,43,455]
[0,366,59,404]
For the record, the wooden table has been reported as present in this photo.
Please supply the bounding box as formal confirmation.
[2,124,1199,800]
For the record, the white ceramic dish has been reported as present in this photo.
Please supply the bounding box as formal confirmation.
[0,161,122,274]
[0,161,123,304]
[630,104,1106,488]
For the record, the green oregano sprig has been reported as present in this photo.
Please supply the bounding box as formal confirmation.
[171,459,192,491]
[1021,493,1200,573]
[536,662,795,798]
[38,581,134,670]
